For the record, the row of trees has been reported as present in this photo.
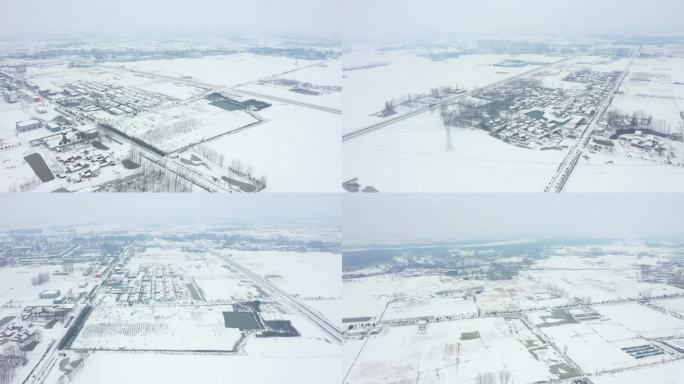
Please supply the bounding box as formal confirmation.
[229,159,267,191]
[440,98,487,128]
[31,272,51,286]
[475,370,511,384]
[7,176,41,193]
[105,154,193,192]
[194,146,268,191]
[605,108,651,130]
[138,118,201,153]
[134,159,194,192]
[383,85,466,116]
[0,345,27,384]
[196,144,226,168]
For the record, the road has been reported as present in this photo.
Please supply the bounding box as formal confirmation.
[345,291,684,383]
[99,64,341,114]
[23,244,132,384]
[342,56,574,141]
[545,48,639,192]
[101,128,235,192]
[208,249,343,344]
[223,86,341,114]
[519,313,590,383]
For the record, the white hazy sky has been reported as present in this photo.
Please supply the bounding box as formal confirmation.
[0,0,340,39]
[2,0,679,41]
[343,0,684,41]
[0,194,340,229]
[344,194,684,245]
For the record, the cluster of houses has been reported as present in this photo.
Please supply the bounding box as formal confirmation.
[591,129,673,159]
[0,303,78,350]
[102,264,190,305]
[0,71,23,103]
[563,69,621,84]
[260,77,342,96]
[460,72,617,148]
[54,80,170,119]
[15,114,77,136]
[0,323,39,351]
[54,149,115,183]
[623,133,669,154]
[21,304,74,322]
[493,59,547,68]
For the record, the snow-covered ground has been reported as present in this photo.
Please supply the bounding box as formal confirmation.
[67,352,341,384]
[1,49,342,193]
[566,159,684,191]
[343,112,565,192]
[0,264,97,306]
[342,51,684,192]
[206,102,341,192]
[343,240,684,383]
[565,56,684,191]
[346,317,562,384]
[592,358,684,384]
[383,296,478,321]
[72,305,243,351]
[113,53,318,88]
[227,250,341,326]
[112,99,258,154]
[538,302,684,374]
[653,297,684,316]
[343,50,558,132]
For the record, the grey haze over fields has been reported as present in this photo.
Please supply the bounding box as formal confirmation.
[0,194,341,228]
[343,0,684,41]
[0,0,340,39]
[344,194,684,245]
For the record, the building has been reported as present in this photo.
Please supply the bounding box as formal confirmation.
[3,92,17,103]
[39,290,60,299]
[16,119,42,132]
[76,125,98,141]
[46,122,63,132]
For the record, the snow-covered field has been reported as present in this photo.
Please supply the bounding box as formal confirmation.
[653,297,684,316]
[1,50,342,193]
[25,64,158,91]
[343,239,684,383]
[112,99,258,154]
[343,50,558,132]
[592,358,684,384]
[614,57,684,130]
[205,103,341,192]
[237,81,341,109]
[285,60,342,87]
[71,305,243,351]
[113,53,317,88]
[228,250,341,325]
[68,351,341,384]
[346,317,562,384]
[565,56,684,191]
[342,51,684,192]
[537,302,684,374]
[195,278,261,302]
[343,112,565,192]
[0,264,96,305]
[383,296,478,321]
[343,243,683,321]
